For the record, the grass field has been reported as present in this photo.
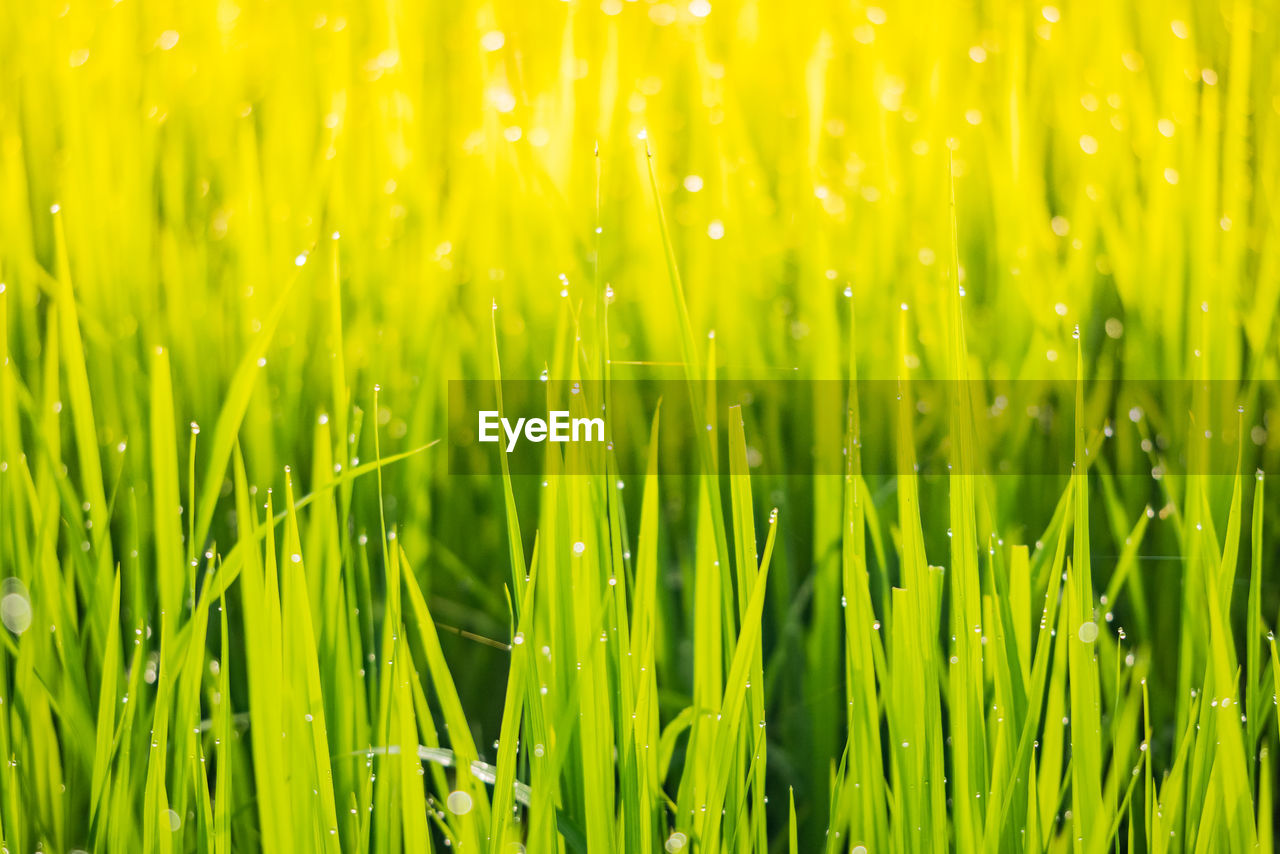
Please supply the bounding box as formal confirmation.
[2,0,1279,851]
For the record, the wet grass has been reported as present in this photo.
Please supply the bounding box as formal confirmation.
[1,0,1279,851]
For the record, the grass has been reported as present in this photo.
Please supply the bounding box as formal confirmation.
[1,0,1279,851]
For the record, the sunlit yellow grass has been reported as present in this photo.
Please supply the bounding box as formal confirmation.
[0,0,1277,851]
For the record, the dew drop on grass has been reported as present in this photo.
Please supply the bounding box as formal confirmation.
[665,831,688,852]
[1,579,32,634]
[572,541,586,555]
[1078,621,1099,643]
[446,790,473,816]
[166,809,181,831]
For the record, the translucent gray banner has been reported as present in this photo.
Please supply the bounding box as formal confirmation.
[447,379,1272,476]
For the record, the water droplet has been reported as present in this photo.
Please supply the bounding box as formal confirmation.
[446,790,473,816]
[0,579,32,634]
